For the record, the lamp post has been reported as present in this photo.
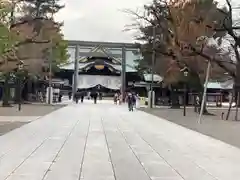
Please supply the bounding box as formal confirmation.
[181,67,188,116]
[150,25,156,108]
[17,60,24,111]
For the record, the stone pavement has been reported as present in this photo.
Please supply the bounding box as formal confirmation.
[0,116,40,136]
[0,101,240,180]
[0,103,64,136]
[142,108,240,149]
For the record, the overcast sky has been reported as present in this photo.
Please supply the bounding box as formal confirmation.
[55,0,238,43]
[55,0,151,43]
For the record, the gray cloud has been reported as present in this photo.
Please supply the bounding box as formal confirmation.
[56,0,238,42]
[55,0,150,42]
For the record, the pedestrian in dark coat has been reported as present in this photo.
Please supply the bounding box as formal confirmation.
[127,93,134,111]
[91,91,98,104]
[74,90,80,104]
[68,91,72,100]
[80,91,85,103]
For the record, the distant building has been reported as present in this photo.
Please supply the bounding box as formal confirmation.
[55,40,162,96]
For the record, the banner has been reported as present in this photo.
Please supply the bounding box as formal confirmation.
[77,75,121,90]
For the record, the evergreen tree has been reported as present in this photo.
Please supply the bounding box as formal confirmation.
[15,0,68,69]
[20,0,64,19]
[0,0,68,105]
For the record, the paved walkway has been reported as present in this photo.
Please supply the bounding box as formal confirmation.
[0,101,240,180]
[142,108,240,149]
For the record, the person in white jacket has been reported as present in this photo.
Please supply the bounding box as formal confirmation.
[135,94,140,108]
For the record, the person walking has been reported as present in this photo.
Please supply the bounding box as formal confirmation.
[127,93,134,111]
[114,93,118,104]
[135,94,140,108]
[99,92,103,100]
[58,92,62,103]
[74,90,80,104]
[80,91,85,103]
[68,91,72,100]
[132,93,137,108]
[87,91,91,100]
[119,93,122,105]
[91,91,98,104]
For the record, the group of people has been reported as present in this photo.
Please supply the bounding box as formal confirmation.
[70,90,102,104]
[114,92,139,111]
[69,90,139,111]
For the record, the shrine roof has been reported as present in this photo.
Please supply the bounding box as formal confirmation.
[63,43,140,72]
[60,62,136,72]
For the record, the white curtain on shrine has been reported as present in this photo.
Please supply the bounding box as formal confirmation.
[77,75,121,90]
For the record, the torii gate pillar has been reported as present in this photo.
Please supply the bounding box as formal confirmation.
[73,45,79,99]
[121,47,126,101]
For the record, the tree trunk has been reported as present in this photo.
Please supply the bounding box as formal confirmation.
[22,79,30,102]
[234,90,240,107]
[2,73,11,107]
[234,44,240,107]
[235,92,240,121]
[27,79,32,101]
[170,86,180,108]
[226,91,234,120]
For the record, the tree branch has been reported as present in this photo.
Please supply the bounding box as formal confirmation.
[214,26,240,31]
[10,17,57,28]
[122,9,154,26]
[189,45,236,78]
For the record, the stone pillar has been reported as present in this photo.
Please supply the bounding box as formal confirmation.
[148,91,155,108]
[121,47,126,101]
[46,87,53,104]
[73,45,79,99]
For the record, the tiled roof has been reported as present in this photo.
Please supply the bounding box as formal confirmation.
[205,81,233,89]
[64,45,140,72]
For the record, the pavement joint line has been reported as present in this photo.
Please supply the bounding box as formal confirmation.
[115,118,152,180]
[120,113,221,180]
[78,117,91,180]
[0,108,69,161]
[25,105,69,123]
[119,114,187,180]
[1,101,237,180]
[41,116,83,180]
[101,117,117,180]
[0,130,40,161]
[0,105,66,138]
[2,107,75,179]
[4,137,50,180]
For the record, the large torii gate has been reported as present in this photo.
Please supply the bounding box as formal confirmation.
[68,40,140,100]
